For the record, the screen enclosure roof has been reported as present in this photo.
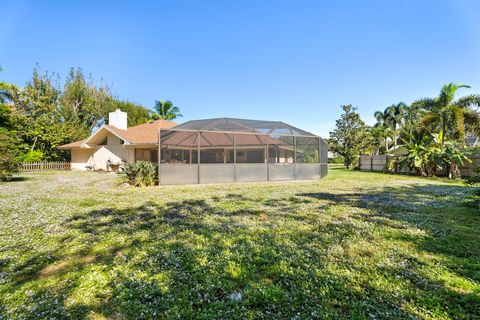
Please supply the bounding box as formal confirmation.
[170,117,317,137]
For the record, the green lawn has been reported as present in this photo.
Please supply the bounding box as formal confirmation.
[0,168,479,319]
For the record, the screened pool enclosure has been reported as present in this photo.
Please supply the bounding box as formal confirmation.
[158,118,328,185]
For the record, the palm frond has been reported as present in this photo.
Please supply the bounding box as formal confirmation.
[455,94,480,109]
[439,83,470,108]
[153,99,182,120]
[411,98,436,111]
[373,111,386,125]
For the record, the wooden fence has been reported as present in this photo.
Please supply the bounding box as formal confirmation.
[359,155,480,177]
[459,156,480,177]
[21,162,71,172]
[359,155,388,172]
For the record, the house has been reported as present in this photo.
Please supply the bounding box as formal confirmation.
[59,109,176,170]
[60,113,328,184]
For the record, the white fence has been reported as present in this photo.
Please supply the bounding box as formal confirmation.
[21,162,71,172]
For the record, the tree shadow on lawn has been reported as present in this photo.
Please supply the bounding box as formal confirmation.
[0,176,31,184]
[2,188,479,319]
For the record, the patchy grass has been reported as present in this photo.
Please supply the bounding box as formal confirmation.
[0,168,479,319]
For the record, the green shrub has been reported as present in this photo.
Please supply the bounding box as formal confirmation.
[121,161,158,187]
[328,156,344,164]
[0,129,21,181]
[20,150,44,163]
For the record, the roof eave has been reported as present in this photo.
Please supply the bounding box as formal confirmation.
[84,126,130,145]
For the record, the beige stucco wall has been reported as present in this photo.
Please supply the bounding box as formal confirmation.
[71,146,135,171]
[90,145,127,170]
[71,149,95,170]
[70,132,136,170]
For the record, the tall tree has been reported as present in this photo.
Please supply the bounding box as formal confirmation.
[112,100,153,127]
[13,68,74,160]
[0,68,23,177]
[60,67,116,134]
[153,100,182,120]
[330,105,371,169]
[385,102,408,149]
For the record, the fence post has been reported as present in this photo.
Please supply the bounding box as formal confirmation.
[370,156,373,172]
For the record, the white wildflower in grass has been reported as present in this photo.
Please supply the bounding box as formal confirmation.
[0,170,478,319]
[229,292,242,302]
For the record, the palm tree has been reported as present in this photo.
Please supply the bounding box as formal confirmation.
[374,102,408,150]
[369,125,392,155]
[385,102,408,149]
[413,83,480,144]
[152,100,182,120]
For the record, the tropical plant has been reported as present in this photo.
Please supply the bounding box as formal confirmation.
[398,135,440,177]
[434,138,471,179]
[121,161,158,187]
[399,130,471,179]
[386,102,408,149]
[374,102,408,150]
[368,125,392,155]
[152,100,182,120]
[413,83,480,144]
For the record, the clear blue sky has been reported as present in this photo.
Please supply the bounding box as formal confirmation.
[1,0,480,137]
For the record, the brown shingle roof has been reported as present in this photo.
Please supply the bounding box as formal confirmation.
[58,120,177,149]
[111,120,176,144]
